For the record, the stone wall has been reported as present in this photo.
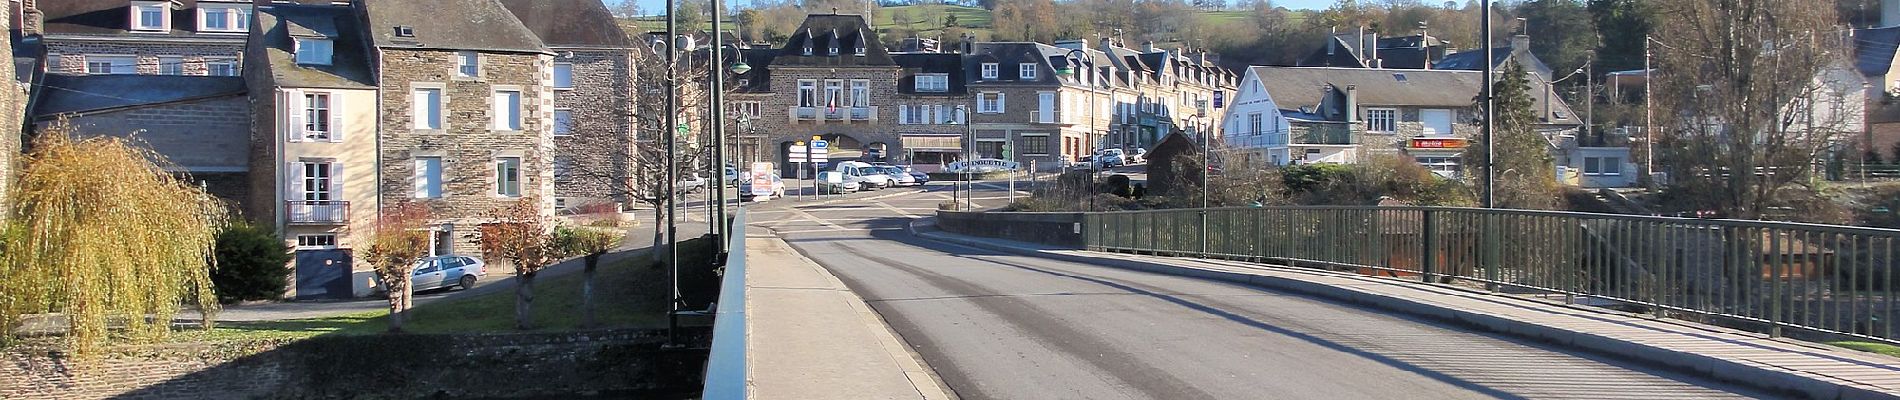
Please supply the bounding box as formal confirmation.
[46,42,245,76]
[750,65,904,170]
[0,329,704,400]
[553,48,636,207]
[48,94,253,208]
[937,210,1085,247]
[0,0,19,216]
[376,48,556,256]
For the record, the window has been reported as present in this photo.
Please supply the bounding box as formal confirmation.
[495,157,522,197]
[414,157,443,198]
[554,109,573,135]
[1019,63,1037,80]
[849,80,869,107]
[85,56,136,75]
[796,80,817,107]
[413,88,443,129]
[457,51,479,78]
[1249,113,1263,136]
[975,140,1005,158]
[296,234,338,249]
[978,92,1005,113]
[554,156,575,178]
[553,63,573,89]
[915,73,948,92]
[132,3,167,31]
[1585,157,1624,175]
[158,56,183,75]
[981,63,999,80]
[1018,134,1050,156]
[1364,108,1397,133]
[493,90,522,131]
[1603,157,1622,174]
[732,101,761,119]
[304,93,332,140]
[295,38,333,65]
[823,80,843,109]
[555,198,569,210]
[198,5,249,32]
[898,105,910,124]
[205,59,238,76]
[301,161,335,201]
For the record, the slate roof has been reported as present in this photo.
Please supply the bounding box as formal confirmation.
[772,14,892,67]
[255,4,375,89]
[1434,44,1555,79]
[1250,66,1579,125]
[33,75,246,117]
[498,0,630,48]
[1855,26,1900,77]
[733,47,778,92]
[894,53,967,95]
[361,0,550,54]
[35,0,249,38]
[965,42,1068,85]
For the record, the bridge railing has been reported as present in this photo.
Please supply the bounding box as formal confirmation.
[701,209,747,399]
[1084,206,1898,344]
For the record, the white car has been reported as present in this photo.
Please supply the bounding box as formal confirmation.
[874,165,919,186]
[1127,148,1147,164]
[817,171,866,193]
[835,161,893,189]
[410,255,486,292]
[739,172,786,201]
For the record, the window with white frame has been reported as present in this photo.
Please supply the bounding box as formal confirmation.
[554,63,573,89]
[303,92,332,140]
[1249,113,1263,136]
[205,58,238,76]
[1019,63,1037,80]
[414,157,443,198]
[457,51,479,78]
[413,87,443,129]
[935,105,950,124]
[732,101,761,119]
[495,157,522,197]
[554,109,573,135]
[296,234,338,249]
[85,56,136,75]
[981,63,998,80]
[493,90,522,131]
[301,161,336,201]
[158,56,183,75]
[796,80,817,107]
[915,73,948,92]
[131,2,168,31]
[1364,108,1397,133]
[1584,157,1623,175]
[198,5,251,33]
[823,80,843,108]
[978,92,1004,113]
[898,105,911,124]
[296,38,333,65]
[849,79,869,107]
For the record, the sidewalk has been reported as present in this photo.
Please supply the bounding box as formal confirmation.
[913,225,1900,400]
[745,235,955,400]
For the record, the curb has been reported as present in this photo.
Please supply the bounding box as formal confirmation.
[908,223,1899,400]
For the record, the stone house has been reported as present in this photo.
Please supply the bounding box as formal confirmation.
[27,75,252,201]
[499,0,635,212]
[888,52,968,171]
[1095,38,1237,153]
[244,1,381,299]
[17,0,252,77]
[729,14,902,174]
[961,41,1112,170]
[361,0,558,258]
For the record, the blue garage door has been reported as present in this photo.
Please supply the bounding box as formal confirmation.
[295,249,353,300]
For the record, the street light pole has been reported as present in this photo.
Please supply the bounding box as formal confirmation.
[1480,0,1496,209]
[663,0,681,345]
[709,0,727,251]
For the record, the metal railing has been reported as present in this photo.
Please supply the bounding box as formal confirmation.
[702,209,748,399]
[286,200,349,224]
[1085,206,1899,344]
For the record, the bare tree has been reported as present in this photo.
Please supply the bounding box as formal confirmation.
[1651,0,1861,219]
[478,198,574,330]
[361,201,432,333]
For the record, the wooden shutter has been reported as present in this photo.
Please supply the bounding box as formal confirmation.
[286,89,305,142]
[289,161,305,202]
[328,94,343,142]
[329,162,343,200]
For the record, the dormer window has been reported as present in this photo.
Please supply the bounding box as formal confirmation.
[457,51,479,78]
[198,4,252,33]
[802,46,813,56]
[855,46,866,56]
[981,63,998,80]
[295,38,334,65]
[828,46,839,56]
[1019,63,1037,80]
[131,2,169,32]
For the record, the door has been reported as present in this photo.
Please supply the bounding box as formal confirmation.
[1420,109,1453,137]
[412,259,444,290]
[438,257,467,286]
[294,249,353,300]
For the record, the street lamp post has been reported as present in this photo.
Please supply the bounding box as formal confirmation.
[952,105,974,210]
[1058,49,1098,210]
[662,0,681,346]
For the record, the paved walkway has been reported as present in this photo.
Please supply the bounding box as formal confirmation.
[745,235,954,400]
[917,227,1900,400]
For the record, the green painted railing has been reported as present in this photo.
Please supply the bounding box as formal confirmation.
[1084,207,1899,344]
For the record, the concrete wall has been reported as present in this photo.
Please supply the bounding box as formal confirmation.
[0,329,702,400]
[937,210,1085,247]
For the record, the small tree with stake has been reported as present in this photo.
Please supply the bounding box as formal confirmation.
[361,201,432,333]
[558,226,620,328]
[479,198,572,330]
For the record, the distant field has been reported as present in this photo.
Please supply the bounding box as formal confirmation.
[874,4,995,29]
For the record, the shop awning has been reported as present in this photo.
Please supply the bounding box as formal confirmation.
[902,135,963,151]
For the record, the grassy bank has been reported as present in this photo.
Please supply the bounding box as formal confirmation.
[1830,341,1900,358]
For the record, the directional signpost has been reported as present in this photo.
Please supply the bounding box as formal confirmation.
[808,138,829,199]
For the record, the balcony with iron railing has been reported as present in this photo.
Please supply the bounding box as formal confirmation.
[790,106,877,123]
[286,200,349,224]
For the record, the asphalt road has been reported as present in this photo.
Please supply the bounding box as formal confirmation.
[751,184,1778,400]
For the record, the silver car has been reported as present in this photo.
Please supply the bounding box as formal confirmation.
[411,255,487,292]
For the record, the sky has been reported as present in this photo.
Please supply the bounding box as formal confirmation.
[623,0,1339,17]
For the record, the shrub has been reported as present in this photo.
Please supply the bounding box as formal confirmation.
[211,222,294,304]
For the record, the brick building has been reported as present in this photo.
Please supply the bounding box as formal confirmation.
[500,0,636,211]
[17,0,251,77]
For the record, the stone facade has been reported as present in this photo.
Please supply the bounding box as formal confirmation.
[552,48,636,208]
[46,41,245,76]
[0,0,19,216]
[376,49,556,256]
[744,65,905,172]
[51,94,252,207]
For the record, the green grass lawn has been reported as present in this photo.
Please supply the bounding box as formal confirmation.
[175,252,667,342]
[875,5,994,29]
[1830,341,1900,358]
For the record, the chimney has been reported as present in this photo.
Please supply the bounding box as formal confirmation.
[19,0,42,35]
[1361,27,1378,68]
[1511,34,1530,53]
[1143,40,1156,52]
[961,32,975,54]
[1327,26,1337,56]
[1344,85,1359,124]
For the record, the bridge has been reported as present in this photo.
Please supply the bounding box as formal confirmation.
[698,182,1900,399]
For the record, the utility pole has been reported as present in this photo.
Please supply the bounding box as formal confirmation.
[663,0,682,346]
[1643,35,1654,181]
[1480,0,1495,209]
[710,0,728,251]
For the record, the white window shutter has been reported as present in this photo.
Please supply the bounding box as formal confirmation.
[328,96,343,142]
[998,93,1006,112]
[413,159,426,198]
[897,105,908,124]
[330,162,343,200]
[493,92,506,130]
[286,89,305,142]
[289,162,305,201]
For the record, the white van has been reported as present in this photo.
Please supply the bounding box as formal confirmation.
[833,161,894,189]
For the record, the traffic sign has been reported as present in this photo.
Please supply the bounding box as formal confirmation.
[811,140,829,151]
[788,145,808,163]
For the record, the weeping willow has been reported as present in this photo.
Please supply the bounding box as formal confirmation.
[0,122,225,355]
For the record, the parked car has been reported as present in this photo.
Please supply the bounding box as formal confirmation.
[873,164,919,186]
[1097,149,1127,168]
[723,166,739,187]
[835,161,893,189]
[899,165,931,184]
[739,172,786,201]
[816,171,865,192]
[411,255,486,292]
[1127,148,1147,164]
[678,173,707,193]
[1071,155,1099,171]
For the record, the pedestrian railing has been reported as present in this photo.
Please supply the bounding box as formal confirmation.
[1084,207,1899,344]
[701,209,747,400]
